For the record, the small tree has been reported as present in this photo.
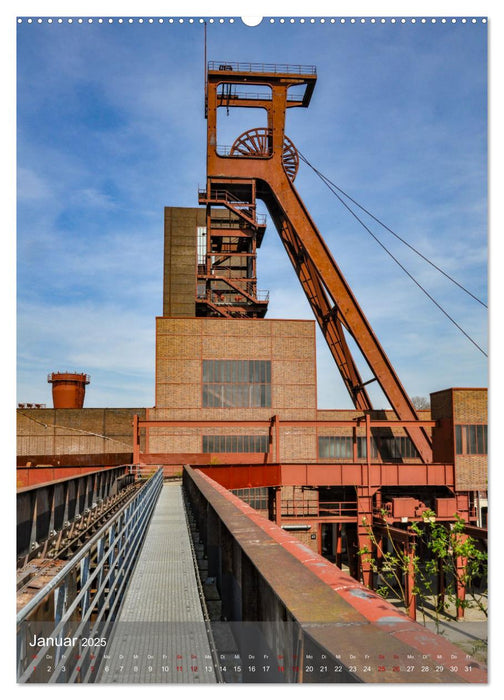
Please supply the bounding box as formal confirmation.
[410,511,488,619]
[358,510,487,625]
[411,395,431,410]
[358,528,416,614]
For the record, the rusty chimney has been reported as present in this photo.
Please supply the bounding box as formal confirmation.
[47,372,90,409]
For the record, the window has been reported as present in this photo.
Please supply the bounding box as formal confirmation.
[197,226,207,265]
[318,435,417,460]
[203,435,269,453]
[318,436,368,459]
[455,424,487,455]
[202,360,271,408]
[232,487,268,510]
[378,436,418,460]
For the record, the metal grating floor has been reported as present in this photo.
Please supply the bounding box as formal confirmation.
[98,482,217,683]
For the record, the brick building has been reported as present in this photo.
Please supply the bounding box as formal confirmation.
[17,206,488,542]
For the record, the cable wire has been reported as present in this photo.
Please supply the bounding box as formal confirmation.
[298,151,487,308]
[298,151,487,358]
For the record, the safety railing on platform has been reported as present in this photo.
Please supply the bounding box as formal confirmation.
[215,144,272,158]
[216,88,307,102]
[16,468,163,683]
[208,61,317,75]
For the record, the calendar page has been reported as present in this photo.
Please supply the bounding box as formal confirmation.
[15,5,488,690]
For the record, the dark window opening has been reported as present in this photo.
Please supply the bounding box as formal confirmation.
[455,424,487,455]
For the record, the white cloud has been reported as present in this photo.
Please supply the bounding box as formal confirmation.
[76,187,117,210]
[17,167,52,201]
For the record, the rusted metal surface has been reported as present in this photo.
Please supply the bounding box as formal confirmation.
[17,465,133,566]
[16,458,132,487]
[183,466,486,683]
[47,372,90,409]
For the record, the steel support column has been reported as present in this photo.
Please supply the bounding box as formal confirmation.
[275,487,282,526]
[334,523,343,568]
[356,486,373,588]
[132,413,140,464]
[404,538,417,621]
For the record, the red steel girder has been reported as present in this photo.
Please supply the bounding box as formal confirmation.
[274,214,372,411]
[193,462,455,490]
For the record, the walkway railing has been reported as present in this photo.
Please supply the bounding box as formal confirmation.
[183,466,487,684]
[17,465,134,565]
[16,468,163,683]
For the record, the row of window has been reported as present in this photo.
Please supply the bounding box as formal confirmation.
[202,432,488,458]
[203,435,269,453]
[318,435,418,460]
[202,434,418,460]
[455,424,487,455]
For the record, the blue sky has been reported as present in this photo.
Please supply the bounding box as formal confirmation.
[16,13,488,410]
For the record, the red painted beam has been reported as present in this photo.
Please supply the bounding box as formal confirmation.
[194,462,455,489]
[16,464,125,489]
[137,419,436,428]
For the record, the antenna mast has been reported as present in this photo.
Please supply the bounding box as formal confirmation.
[204,21,208,118]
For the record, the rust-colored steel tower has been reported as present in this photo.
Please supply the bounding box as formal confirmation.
[201,61,432,463]
[48,372,90,409]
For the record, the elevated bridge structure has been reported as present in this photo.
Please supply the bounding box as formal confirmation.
[16,469,487,684]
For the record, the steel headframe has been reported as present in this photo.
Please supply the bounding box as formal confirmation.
[203,62,432,463]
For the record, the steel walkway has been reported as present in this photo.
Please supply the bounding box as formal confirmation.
[99,482,217,683]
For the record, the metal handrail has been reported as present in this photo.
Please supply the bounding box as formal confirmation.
[217,90,306,102]
[47,372,90,383]
[209,61,317,75]
[17,468,163,683]
[282,499,358,518]
[200,188,267,226]
[216,144,272,158]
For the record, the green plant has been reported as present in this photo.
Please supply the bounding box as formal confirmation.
[358,509,487,625]
[410,511,487,619]
[358,520,418,617]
